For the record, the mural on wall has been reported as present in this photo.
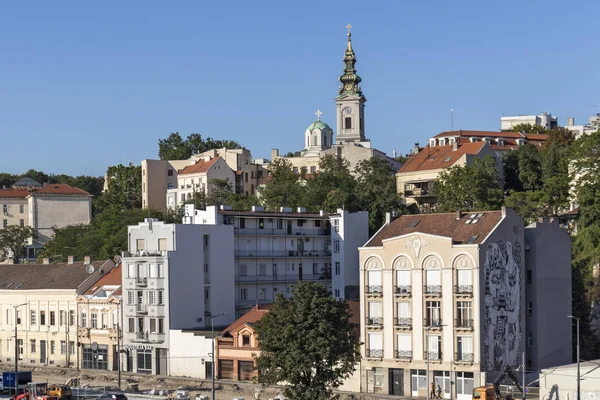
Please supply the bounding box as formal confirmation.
[483,241,522,371]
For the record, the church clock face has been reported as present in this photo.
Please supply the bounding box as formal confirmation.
[345,84,353,91]
[343,107,352,115]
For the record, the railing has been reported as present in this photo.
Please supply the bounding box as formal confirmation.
[235,250,331,258]
[366,317,383,326]
[455,318,474,329]
[424,285,442,295]
[455,352,474,362]
[455,285,473,295]
[123,250,167,258]
[137,331,148,340]
[395,285,411,295]
[235,274,324,282]
[234,228,331,236]
[394,317,412,327]
[136,304,147,314]
[396,350,413,360]
[366,285,383,295]
[424,351,442,360]
[235,299,274,307]
[136,277,148,286]
[424,318,443,328]
[366,349,383,358]
[404,188,434,197]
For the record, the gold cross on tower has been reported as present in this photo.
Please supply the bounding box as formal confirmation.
[346,23,352,35]
[315,109,322,121]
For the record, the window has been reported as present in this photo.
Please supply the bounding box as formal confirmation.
[367,332,382,357]
[396,270,410,293]
[81,310,87,328]
[397,333,412,353]
[136,239,145,251]
[239,218,246,229]
[240,288,247,300]
[167,169,173,176]
[158,319,164,334]
[59,310,65,326]
[312,263,318,275]
[50,341,55,355]
[101,313,107,329]
[158,291,164,305]
[3,220,7,227]
[16,310,21,325]
[69,310,75,326]
[258,218,264,229]
[113,310,118,328]
[91,313,98,328]
[528,301,533,315]
[427,335,442,360]
[527,270,532,285]
[150,319,156,333]
[425,301,441,326]
[334,289,340,298]
[17,339,23,358]
[457,336,473,361]
[259,288,266,300]
[368,301,382,324]
[456,301,473,327]
[30,340,36,353]
[345,117,352,129]
[128,318,135,333]
[128,263,136,278]
[149,291,156,305]
[335,262,340,275]
[457,269,472,291]
[60,341,66,355]
[333,219,339,232]
[158,264,164,277]
[31,310,37,325]
[20,219,24,227]
[137,349,152,373]
[245,172,248,182]
[310,166,316,173]
[277,219,283,229]
[158,238,167,251]
[20,204,24,213]
[527,334,533,348]
[2,205,6,214]
[259,263,266,276]
[242,335,251,346]
[69,341,75,356]
[128,291,135,305]
[239,264,247,276]
[367,270,382,293]
[40,310,46,325]
[50,311,56,326]
[334,239,340,253]
[425,269,441,293]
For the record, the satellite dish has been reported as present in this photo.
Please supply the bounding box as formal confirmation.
[113,255,122,264]
[91,342,98,351]
[85,264,95,274]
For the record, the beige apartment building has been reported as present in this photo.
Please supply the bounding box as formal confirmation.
[0,258,114,368]
[357,207,571,397]
[0,179,93,260]
[142,148,265,211]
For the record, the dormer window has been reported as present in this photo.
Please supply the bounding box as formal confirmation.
[516,138,525,146]
[496,138,504,146]
[483,137,490,144]
[429,139,436,147]
[242,335,251,346]
[469,137,478,143]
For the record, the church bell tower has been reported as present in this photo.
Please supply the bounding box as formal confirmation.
[335,24,367,144]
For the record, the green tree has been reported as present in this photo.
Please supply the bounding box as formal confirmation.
[517,144,543,191]
[570,130,600,228]
[158,132,242,160]
[503,123,548,134]
[97,164,142,211]
[255,282,360,400]
[258,158,304,211]
[435,156,503,212]
[502,151,522,194]
[355,157,403,234]
[304,155,357,213]
[206,178,234,206]
[0,225,36,263]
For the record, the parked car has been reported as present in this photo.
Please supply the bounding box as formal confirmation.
[97,394,128,400]
[47,385,72,399]
[0,376,4,393]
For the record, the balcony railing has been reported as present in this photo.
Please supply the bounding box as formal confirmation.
[404,188,434,197]
[136,304,147,314]
[136,277,148,287]
[366,285,383,295]
[424,318,443,328]
[455,285,473,295]
[424,285,442,295]
[123,250,167,258]
[455,352,474,362]
[455,318,474,329]
[137,331,149,340]
[366,349,383,358]
[424,351,442,361]
[366,317,383,326]
[396,350,413,360]
[235,250,331,258]
[236,274,324,282]
[234,227,331,237]
[395,285,411,295]
[394,317,412,328]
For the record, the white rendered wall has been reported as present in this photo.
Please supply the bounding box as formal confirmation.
[168,330,213,379]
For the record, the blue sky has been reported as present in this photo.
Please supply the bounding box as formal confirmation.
[1,1,599,176]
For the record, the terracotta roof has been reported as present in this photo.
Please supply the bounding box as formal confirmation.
[179,157,222,175]
[0,184,90,198]
[398,142,486,174]
[0,188,31,198]
[453,137,545,152]
[434,130,548,141]
[366,210,503,247]
[222,304,271,335]
[0,260,110,290]
[84,263,122,295]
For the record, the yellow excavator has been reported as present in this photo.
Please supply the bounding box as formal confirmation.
[473,367,523,400]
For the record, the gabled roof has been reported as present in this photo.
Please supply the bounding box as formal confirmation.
[0,188,31,198]
[83,263,122,295]
[434,129,549,141]
[221,304,271,336]
[398,141,486,174]
[32,184,91,196]
[178,157,222,175]
[365,210,503,247]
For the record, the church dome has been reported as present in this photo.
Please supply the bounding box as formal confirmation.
[306,120,332,132]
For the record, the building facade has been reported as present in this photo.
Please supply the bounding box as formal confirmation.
[121,219,234,375]
[0,259,114,368]
[500,113,558,131]
[357,208,571,397]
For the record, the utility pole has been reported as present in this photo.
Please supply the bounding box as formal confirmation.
[522,351,526,400]
[568,316,580,400]
[210,313,225,400]
[14,303,27,396]
[117,323,121,389]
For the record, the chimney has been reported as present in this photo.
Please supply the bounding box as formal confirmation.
[413,143,420,154]
[84,256,91,264]
[385,212,392,224]
[567,117,574,127]
[452,140,458,151]
[456,210,462,220]
[271,149,279,159]
[43,258,50,265]
[67,256,75,265]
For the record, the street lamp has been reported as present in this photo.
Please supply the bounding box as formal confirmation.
[426,323,446,400]
[567,315,580,400]
[13,303,28,395]
[209,312,226,400]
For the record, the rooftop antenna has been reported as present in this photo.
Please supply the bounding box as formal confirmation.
[451,109,454,131]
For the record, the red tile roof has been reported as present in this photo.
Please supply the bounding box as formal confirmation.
[434,130,548,141]
[84,263,122,295]
[0,188,31,198]
[222,304,271,335]
[366,210,503,247]
[0,184,90,198]
[398,142,486,174]
[179,157,222,175]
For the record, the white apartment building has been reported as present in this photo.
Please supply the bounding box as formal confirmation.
[121,219,234,375]
[564,115,600,139]
[0,259,114,368]
[357,208,571,397]
[501,112,558,131]
[183,205,369,317]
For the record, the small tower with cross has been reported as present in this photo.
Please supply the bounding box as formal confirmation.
[302,110,334,156]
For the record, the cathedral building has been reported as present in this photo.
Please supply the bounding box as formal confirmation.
[271,25,400,174]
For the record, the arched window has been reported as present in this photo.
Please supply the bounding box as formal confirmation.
[323,135,328,146]
[313,135,317,146]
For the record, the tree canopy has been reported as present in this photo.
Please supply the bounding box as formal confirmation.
[158,132,242,160]
[255,282,360,400]
[0,225,36,264]
[96,164,142,211]
[503,123,548,134]
[0,169,104,197]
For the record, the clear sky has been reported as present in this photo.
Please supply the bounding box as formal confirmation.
[1,0,599,176]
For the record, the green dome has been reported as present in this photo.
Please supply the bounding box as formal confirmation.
[307,120,332,131]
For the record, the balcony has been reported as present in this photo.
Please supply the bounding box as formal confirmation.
[134,331,149,342]
[366,317,383,327]
[136,304,147,315]
[455,352,474,363]
[455,285,473,295]
[123,250,168,258]
[395,285,411,296]
[424,285,442,295]
[235,298,273,307]
[396,350,413,360]
[424,351,442,361]
[366,285,383,296]
[366,349,383,358]
[235,250,331,258]
[394,317,412,328]
[136,277,148,287]
[236,274,324,283]
[404,187,434,198]
[424,318,443,328]
[455,318,474,330]
[234,228,331,237]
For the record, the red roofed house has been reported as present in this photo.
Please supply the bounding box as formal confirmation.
[165,156,235,210]
[0,178,93,260]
